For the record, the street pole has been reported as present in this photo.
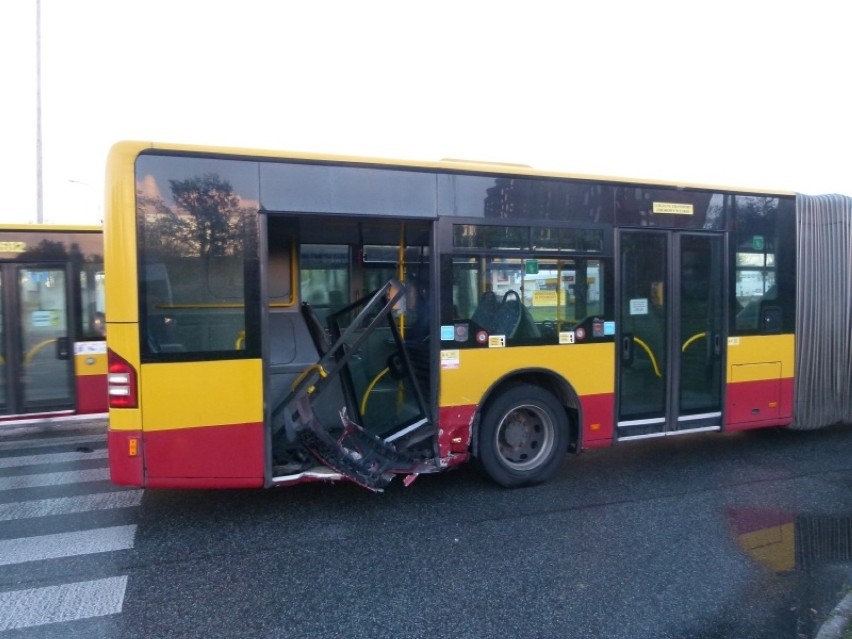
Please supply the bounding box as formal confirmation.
[35,0,44,223]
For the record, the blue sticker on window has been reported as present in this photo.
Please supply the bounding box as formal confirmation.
[604,321,615,336]
[441,325,455,341]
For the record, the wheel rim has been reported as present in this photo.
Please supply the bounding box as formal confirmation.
[494,403,555,471]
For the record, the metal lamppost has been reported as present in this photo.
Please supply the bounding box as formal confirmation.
[35,0,44,223]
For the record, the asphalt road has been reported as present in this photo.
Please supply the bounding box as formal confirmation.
[2,420,852,638]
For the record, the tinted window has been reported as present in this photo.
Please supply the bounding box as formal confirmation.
[440,174,615,223]
[615,188,727,230]
[731,195,795,333]
[136,154,260,359]
[452,224,605,253]
[260,163,437,217]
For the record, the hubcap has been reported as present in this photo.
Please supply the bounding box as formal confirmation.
[495,403,555,471]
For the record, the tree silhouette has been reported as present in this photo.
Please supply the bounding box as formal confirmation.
[168,174,243,259]
[138,190,184,258]
[139,172,246,260]
[20,239,69,259]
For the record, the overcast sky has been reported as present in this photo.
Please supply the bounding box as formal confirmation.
[1,0,850,225]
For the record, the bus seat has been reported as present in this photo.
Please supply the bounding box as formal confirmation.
[146,315,186,353]
[515,305,542,339]
[471,291,500,333]
[492,290,523,337]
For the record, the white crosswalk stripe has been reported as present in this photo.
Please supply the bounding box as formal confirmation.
[0,525,137,566]
[0,490,143,521]
[0,576,128,631]
[0,424,140,631]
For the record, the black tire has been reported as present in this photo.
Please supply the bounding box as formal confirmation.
[477,384,569,488]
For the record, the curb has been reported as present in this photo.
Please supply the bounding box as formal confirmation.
[0,413,108,439]
[816,591,852,639]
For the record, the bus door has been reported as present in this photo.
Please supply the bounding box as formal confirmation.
[0,263,74,416]
[616,231,724,439]
[265,216,437,490]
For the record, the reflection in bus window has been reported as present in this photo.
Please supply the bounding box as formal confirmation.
[137,164,260,358]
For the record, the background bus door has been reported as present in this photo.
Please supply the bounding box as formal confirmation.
[616,231,724,439]
[0,264,74,416]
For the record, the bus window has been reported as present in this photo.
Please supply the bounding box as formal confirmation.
[735,251,776,331]
[522,259,603,326]
[732,195,792,333]
[136,160,260,359]
[300,244,350,322]
[80,265,106,338]
[450,256,605,343]
[362,245,430,293]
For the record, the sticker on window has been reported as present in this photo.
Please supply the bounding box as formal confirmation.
[629,299,649,315]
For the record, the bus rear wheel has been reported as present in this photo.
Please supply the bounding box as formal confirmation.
[477,384,568,488]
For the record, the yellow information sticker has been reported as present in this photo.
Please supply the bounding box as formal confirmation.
[653,202,694,215]
[441,349,461,369]
[0,241,27,254]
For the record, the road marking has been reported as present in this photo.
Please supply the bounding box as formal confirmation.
[0,449,108,469]
[0,467,110,491]
[0,576,128,631]
[0,427,140,634]
[0,490,143,521]
[0,524,137,567]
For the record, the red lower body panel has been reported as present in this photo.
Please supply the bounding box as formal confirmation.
[580,392,615,448]
[110,421,265,488]
[108,429,144,487]
[726,377,794,430]
[76,374,108,414]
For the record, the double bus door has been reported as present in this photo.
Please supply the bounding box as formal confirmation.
[0,263,74,416]
[616,230,725,439]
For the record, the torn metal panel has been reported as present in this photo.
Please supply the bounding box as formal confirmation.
[270,280,438,490]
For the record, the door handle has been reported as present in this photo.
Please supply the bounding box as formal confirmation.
[56,337,70,360]
[621,334,634,364]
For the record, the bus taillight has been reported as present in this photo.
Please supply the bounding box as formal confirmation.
[108,349,138,409]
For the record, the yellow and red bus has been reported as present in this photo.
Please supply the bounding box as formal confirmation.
[104,141,852,490]
[1,224,106,423]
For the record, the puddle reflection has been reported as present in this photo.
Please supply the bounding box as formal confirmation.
[728,508,852,572]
